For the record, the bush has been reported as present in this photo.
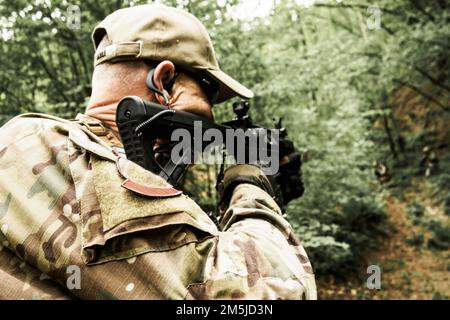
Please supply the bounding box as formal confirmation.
[427,221,450,251]
[292,194,387,276]
[433,172,450,216]
[405,232,424,247]
[407,201,425,225]
[445,197,450,216]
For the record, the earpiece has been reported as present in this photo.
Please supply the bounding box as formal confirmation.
[146,68,170,106]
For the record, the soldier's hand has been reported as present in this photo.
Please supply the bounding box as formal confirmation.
[217,164,276,208]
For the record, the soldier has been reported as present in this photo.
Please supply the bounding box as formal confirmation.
[0,4,316,299]
[374,160,391,184]
[420,146,439,177]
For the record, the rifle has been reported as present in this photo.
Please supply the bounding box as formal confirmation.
[116,96,304,209]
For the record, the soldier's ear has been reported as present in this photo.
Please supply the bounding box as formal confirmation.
[152,61,176,105]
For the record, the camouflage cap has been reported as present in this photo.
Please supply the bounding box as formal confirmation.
[91,4,254,104]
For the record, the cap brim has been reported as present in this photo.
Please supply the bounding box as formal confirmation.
[205,69,254,104]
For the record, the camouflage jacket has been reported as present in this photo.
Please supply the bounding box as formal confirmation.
[0,113,316,300]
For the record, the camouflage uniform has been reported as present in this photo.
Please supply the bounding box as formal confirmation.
[0,113,316,299]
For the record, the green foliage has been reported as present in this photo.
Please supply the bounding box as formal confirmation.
[432,292,447,300]
[408,201,425,225]
[426,221,450,251]
[445,197,450,216]
[429,156,450,214]
[405,232,424,247]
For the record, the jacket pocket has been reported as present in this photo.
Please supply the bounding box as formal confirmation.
[72,149,217,265]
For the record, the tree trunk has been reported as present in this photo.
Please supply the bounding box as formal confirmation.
[382,110,398,159]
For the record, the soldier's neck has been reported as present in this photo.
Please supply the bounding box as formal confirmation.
[85,101,120,137]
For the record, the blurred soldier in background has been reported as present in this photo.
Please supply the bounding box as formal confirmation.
[374,160,391,184]
[420,146,439,177]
